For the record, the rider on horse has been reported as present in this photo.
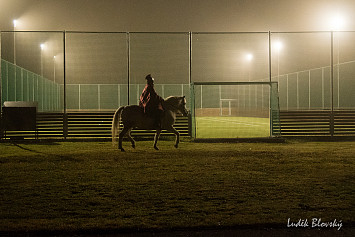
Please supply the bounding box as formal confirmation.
[139,74,164,128]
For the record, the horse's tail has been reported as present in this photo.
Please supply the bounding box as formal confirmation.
[112,106,124,145]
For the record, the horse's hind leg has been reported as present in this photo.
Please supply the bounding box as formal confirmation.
[118,126,130,152]
[127,128,136,149]
[167,125,180,148]
[153,129,162,150]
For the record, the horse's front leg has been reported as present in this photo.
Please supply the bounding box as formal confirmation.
[167,125,180,148]
[154,129,162,150]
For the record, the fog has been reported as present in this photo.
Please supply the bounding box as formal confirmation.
[1,0,355,32]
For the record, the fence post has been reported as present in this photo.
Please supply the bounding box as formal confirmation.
[98,84,100,110]
[268,31,272,83]
[0,33,2,113]
[330,111,334,137]
[330,31,334,137]
[189,32,192,85]
[269,31,273,136]
[63,31,68,139]
[127,32,130,105]
[190,83,196,139]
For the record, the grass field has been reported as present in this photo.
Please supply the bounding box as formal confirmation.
[1,140,355,234]
[196,116,270,138]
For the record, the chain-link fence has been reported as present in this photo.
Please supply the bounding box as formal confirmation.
[1,31,355,112]
[1,31,355,138]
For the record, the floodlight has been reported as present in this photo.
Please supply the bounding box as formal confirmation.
[40,43,45,50]
[274,41,283,52]
[13,19,17,28]
[330,14,346,31]
[246,53,253,61]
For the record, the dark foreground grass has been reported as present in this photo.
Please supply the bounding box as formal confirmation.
[0,140,354,234]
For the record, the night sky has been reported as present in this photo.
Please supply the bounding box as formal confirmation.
[1,0,355,32]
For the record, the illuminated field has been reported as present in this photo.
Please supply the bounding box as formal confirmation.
[195,116,270,138]
[1,141,354,234]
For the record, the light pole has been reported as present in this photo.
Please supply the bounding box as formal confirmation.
[272,40,284,109]
[53,56,56,83]
[13,19,17,100]
[40,43,45,77]
[336,32,340,109]
[40,43,45,111]
[273,40,283,86]
[13,19,17,65]
[245,53,253,108]
[330,14,346,109]
[53,55,57,110]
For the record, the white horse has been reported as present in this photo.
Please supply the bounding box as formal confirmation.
[112,96,188,151]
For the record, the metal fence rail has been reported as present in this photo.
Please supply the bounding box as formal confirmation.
[1,112,190,139]
[279,110,355,136]
[334,110,355,135]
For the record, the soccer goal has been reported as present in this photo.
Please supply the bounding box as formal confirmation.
[190,82,280,139]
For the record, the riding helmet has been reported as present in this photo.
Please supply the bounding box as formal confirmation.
[145,74,154,84]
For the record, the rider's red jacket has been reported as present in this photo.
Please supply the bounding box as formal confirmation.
[139,84,163,114]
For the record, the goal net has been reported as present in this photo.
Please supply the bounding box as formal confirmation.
[190,82,280,139]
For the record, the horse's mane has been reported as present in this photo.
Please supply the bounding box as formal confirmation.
[163,96,183,109]
[164,96,178,102]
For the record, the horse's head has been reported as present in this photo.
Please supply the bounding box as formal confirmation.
[165,96,189,116]
[178,96,189,117]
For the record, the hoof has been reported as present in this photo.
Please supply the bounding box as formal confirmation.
[174,144,179,148]
[154,146,159,150]
[132,144,136,149]
[120,148,125,152]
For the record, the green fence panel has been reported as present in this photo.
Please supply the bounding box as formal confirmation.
[163,84,183,98]
[27,70,33,102]
[1,60,8,102]
[129,84,139,105]
[80,85,99,110]
[15,67,22,101]
[7,63,16,101]
[44,78,50,111]
[300,71,312,109]
[37,76,44,111]
[120,84,128,106]
[100,85,119,110]
[270,82,280,136]
[340,63,355,108]
[66,85,79,110]
[22,70,29,101]
[33,74,38,104]
[153,85,163,99]
[0,59,61,111]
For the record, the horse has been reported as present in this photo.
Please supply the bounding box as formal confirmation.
[112,96,188,151]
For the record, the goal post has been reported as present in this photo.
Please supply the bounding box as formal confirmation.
[190,81,280,139]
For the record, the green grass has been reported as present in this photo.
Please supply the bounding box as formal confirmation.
[0,140,355,233]
[196,116,270,138]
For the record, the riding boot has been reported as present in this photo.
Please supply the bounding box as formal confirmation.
[155,110,164,129]
[155,120,161,129]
